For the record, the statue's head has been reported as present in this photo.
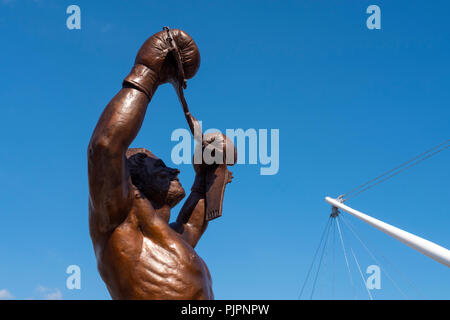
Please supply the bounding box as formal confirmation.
[126,148,185,208]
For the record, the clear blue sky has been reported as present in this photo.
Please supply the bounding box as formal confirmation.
[0,0,449,300]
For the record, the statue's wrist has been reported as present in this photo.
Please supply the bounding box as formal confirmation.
[123,64,159,99]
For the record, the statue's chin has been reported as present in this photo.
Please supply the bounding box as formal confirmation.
[166,181,186,208]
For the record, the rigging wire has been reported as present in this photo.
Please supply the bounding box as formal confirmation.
[339,214,408,299]
[338,215,373,300]
[342,139,449,201]
[350,247,373,300]
[298,217,331,299]
[336,217,357,299]
[310,219,333,299]
[340,213,421,299]
[318,218,334,298]
[331,216,336,299]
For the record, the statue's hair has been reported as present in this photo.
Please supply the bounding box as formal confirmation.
[126,148,158,190]
[126,148,158,160]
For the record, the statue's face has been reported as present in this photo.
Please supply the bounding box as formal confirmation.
[141,157,186,208]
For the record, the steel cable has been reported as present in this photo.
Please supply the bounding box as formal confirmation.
[342,140,449,201]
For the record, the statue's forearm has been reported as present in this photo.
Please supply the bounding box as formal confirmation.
[89,82,156,154]
[177,191,206,222]
[176,192,208,247]
[172,174,208,247]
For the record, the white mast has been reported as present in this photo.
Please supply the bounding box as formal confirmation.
[325,197,450,268]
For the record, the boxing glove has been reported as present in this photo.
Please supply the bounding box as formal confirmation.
[123,28,201,98]
[193,132,238,175]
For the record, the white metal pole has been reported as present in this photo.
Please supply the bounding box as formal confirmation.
[325,197,450,268]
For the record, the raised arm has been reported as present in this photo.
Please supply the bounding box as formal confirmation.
[88,30,181,232]
[171,174,208,247]
[88,85,152,232]
[171,133,237,247]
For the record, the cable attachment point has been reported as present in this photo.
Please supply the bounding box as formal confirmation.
[330,206,340,218]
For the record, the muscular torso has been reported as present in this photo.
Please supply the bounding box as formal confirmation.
[89,188,214,300]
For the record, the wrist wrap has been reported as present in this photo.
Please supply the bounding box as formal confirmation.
[123,64,158,98]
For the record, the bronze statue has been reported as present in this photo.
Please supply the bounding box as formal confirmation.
[88,28,236,300]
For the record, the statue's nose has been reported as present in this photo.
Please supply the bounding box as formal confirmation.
[170,168,180,176]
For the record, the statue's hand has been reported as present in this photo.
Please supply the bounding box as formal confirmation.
[191,133,237,221]
[124,29,200,95]
[193,132,237,175]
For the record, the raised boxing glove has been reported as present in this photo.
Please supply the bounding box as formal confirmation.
[123,28,201,98]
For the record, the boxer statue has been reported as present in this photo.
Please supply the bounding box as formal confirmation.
[87,28,236,300]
